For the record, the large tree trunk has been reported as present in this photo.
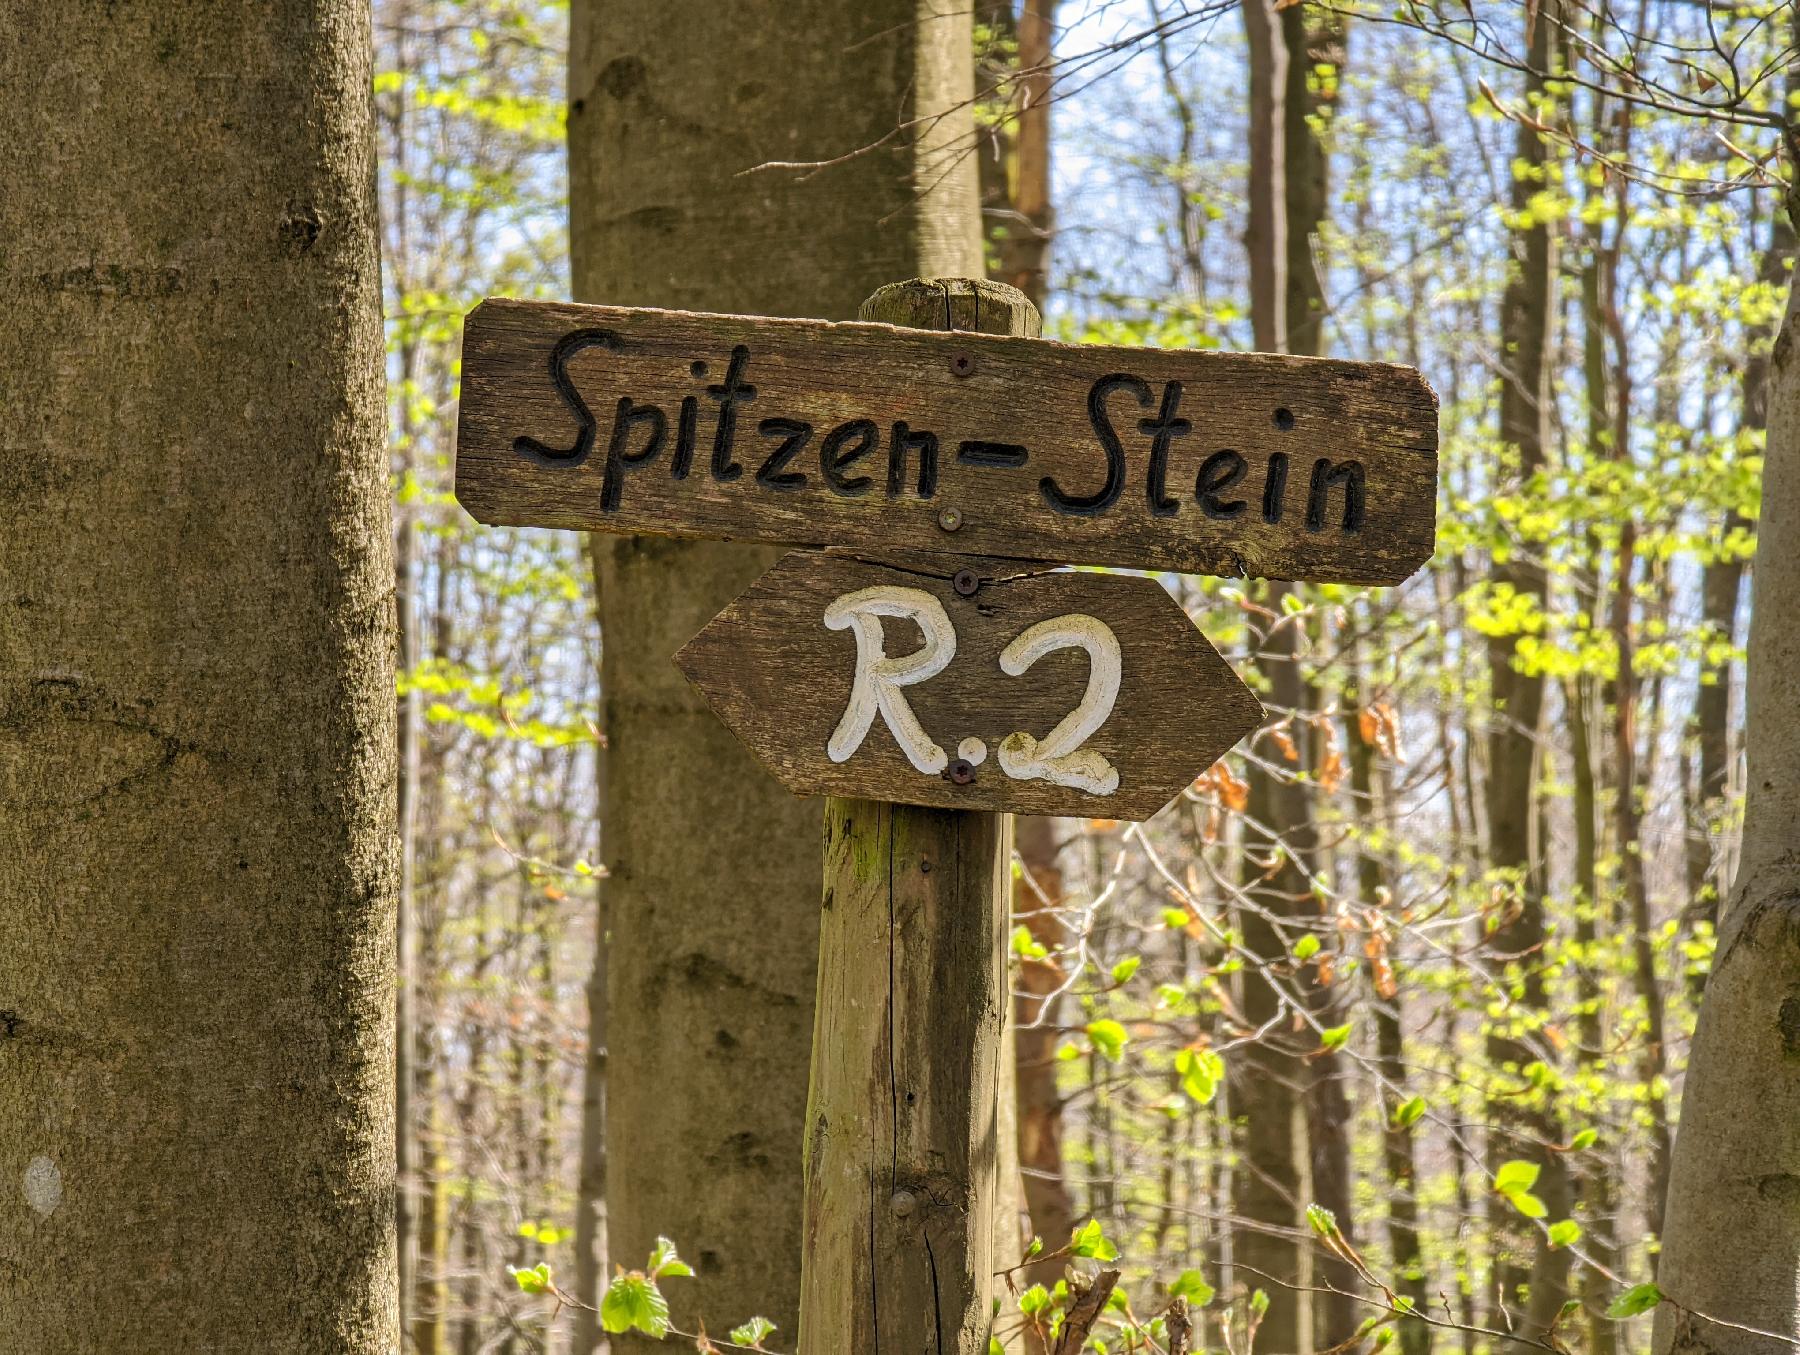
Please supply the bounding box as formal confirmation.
[1689,205,1790,933]
[1653,189,1800,1355]
[0,4,396,1351]
[566,3,983,1347]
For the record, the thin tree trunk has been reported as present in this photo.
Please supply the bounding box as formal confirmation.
[566,2,983,1345]
[999,0,1056,310]
[1014,815,1079,1354]
[1483,0,1560,1327]
[1349,640,1429,1355]
[1232,1,1307,1347]
[0,4,396,1349]
[1280,12,1358,1346]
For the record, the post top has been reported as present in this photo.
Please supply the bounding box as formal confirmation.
[858,277,1041,338]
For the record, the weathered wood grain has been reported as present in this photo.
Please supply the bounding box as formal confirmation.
[802,799,1011,1355]
[674,549,1265,820]
[455,295,1439,583]
[797,279,1032,1355]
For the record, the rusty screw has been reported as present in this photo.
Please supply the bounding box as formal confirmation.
[948,758,976,786]
[891,1189,918,1217]
[950,353,975,377]
[952,568,980,597]
[938,507,963,532]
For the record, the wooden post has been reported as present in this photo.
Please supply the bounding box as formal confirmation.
[798,279,1039,1355]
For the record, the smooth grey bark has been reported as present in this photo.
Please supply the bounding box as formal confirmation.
[0,4,396,1352]
[1654,212,1800,1355]
[566,3,983,1347]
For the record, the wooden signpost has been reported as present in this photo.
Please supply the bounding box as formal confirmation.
[453,276,1440,1355]
[456,293,1438,583]
[675,549,1263,820]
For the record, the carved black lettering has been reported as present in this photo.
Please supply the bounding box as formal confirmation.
[1306,457,1366,531]
[601,398,666,511]
[1195,449,1248,519]
[513,328,618,467]
[1262,450,1290,523]
[670,395,700,480]
[888,421,939,499]
[1140,380,1189,517]
[707,345,757,482]
[754,417,812,491]
[1046,373,1141,515]
[821,419,877,496]
[957,440,1029,468]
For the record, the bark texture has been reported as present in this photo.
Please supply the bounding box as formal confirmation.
[567,3,983,1346]
[1654,223,1800,1355]
[0,4,396,1351]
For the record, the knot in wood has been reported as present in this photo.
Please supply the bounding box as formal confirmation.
[889,1188,918,1218]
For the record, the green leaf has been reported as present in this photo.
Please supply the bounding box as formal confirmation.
[729,1316,777,1347]
[602,1272,671,1337]
[1306,1203,1339,1238]
[1606,1282,1665,1319]
[507,1261,552,1295]
[1168,1269,1216,1306]
[1503,1188,1548,1219]
[1025,1235,1044,1259]
[1175,1047,1224,1105]
[1494,1160,1541,1194]
[1293,934,1321,962]
[1392,1096,1427,1128]
[1019,1284,1052,1317]
[1570,1128,1599,1150]
[648,1236,695,1279]
[1085,1019,1128,1062]
[1319,1022,1352,1052]
[1548,1219,1582,1248]
[1070,1218,1120,1261]
[1110,955,1141,983]
[1250,1288,1270,1317]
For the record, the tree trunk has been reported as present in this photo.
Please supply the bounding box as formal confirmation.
[1279,11,1358,1348]
[0,4,396,1351]
[1690,206,1790,932]
[1653,184,1800,1355]
[998,0,1056,310]
[1232,1,1308,1348]
[566,3,983,1346]
[1349,640,1429,1355]
[1014,814,1079,1350]
[1483,0,1560,1327]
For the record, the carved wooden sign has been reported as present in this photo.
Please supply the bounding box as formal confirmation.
[674,551,1264,819]
[456,298,1439,583]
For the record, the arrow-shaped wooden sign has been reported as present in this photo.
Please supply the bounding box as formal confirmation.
[456,298,1439,583]
[674,550,1264,820]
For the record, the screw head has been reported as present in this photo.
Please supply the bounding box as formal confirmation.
[950,353,975,377]
[938,507,963,532]
[948,758,976,786]
[891,1189,918,1217]
[952,568,980,597]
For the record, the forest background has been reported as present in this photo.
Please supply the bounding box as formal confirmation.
[370,0,1789,1351]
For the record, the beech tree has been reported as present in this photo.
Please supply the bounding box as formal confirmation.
[565,0,984,1345]
[0,3,396,1351]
